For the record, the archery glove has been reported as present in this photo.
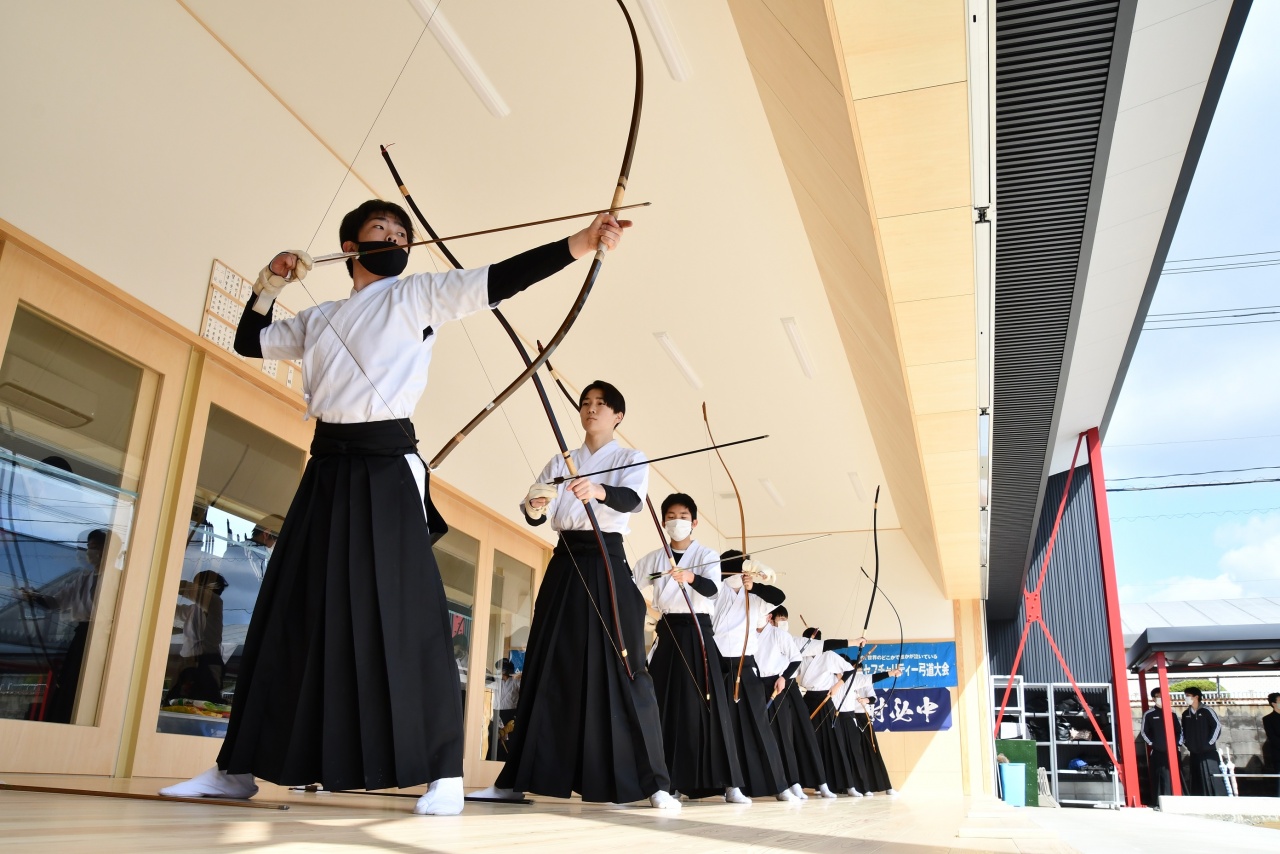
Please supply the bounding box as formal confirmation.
[741,558,776,584]
[252,250,314,315]
[522,483,558,520]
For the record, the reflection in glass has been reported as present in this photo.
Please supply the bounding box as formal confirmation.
[434,529,479,709]
[481,551,533,761]
[156,405,302,738]
[0,306,148,725]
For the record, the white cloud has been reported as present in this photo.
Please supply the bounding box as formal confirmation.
[1216,513,1280,592]
[1119,512,1280,604]
[1120,573,1243,604]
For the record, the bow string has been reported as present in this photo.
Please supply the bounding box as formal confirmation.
[703,401,751,703]
[379,142,636,680]
[428,0,644,471]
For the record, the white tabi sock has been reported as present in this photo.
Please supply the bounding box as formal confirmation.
[864,790,876,797]
[414,777,464,815]
[776,788,800,801]
[788,783,809,800]
[158,766,258,799]
[817,783,838,799]
[725,786,752,804]
[468,785,523,801]
[846,787,864,797]
[886,788,899,796]
[649,790,682,810]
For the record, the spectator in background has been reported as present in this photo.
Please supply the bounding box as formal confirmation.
[1263,692,1280,797]
[20,528,111,723]
[219,515,282,583]
[487,658,520,761]
[1141,687,1182,804]
[166,570,229,704]
[39,456,73,473]
[1181,686,1226,796]
[453,634,469,708]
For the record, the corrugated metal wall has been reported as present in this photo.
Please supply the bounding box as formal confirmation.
[988,0,1127,618]
[988,460,1113,683]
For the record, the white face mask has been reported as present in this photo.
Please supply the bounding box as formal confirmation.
[665,518,693,542]
[776,620,788,632]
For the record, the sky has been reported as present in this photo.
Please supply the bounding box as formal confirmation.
[1105,2,1280,606]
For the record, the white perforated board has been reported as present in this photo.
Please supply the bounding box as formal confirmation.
[202,260,304,396]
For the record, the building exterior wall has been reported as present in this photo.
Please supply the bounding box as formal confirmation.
[988,463,1113,685]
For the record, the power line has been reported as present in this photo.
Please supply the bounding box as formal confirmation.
[1147,309,1280,322]
[1121,577,1280,590]
[1148,304,1280,318]
[1107,477,1280,493]
[1143,317,1280,331]
[1109,464,1280,482]
[1107,433,1280,448]
[1111,506,1280,521]
[1165,249,1280,264]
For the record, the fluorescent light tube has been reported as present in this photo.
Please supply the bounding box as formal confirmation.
[639,0,691,82]
[408,2,510,118]
[760,478,785,507]
[847,471,867,502]
[653,332,703,390]
[781,317,815,379]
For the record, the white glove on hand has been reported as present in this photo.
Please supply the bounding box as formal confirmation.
[251,250,314,315]
[522,483,558,519]
[741,558,776,584]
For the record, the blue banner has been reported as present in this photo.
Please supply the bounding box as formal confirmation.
[866,687,952,732]
[832,641,957,688]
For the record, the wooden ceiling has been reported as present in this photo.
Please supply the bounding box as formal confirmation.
[728,0,980,598]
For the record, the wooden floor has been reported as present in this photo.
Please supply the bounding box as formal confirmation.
[0,774,1071,853]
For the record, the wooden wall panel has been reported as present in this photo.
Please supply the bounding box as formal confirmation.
[730,0,986,604]
[837,0,969,99]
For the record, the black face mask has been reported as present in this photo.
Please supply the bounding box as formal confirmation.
[351,240,409,278]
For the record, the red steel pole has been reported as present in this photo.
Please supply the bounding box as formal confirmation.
[1155,652,1182,797]
[1085,427,1142,807]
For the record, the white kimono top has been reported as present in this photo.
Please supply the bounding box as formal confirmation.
[632,539,721,615]
[527,440,647,535]
[711,579,779,659]
[755,622,802,678]
[797,649,853,693]
[260,268,491,423]
[836,669,876,713]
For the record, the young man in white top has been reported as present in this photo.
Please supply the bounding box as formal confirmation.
[474,382,679,809]
[633,493,743,800]
[712,551,793,803]
[756,606,836,799]
[159,200,627,815]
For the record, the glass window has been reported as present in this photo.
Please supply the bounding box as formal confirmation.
[479,550,533,761]
[156,405,303,737]
[0,307,152,725]
[434,529,479,709]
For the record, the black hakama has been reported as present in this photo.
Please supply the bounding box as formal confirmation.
[834,713,871,791]
[217,419,463,791]
[805,691,858,792]
[496,531,669,802]
[651,613,742,796]
[763,678,827,790]
[1185,751,1227,796]
[851,712,892,791]
[1146,749,1179,801]
[720,655,787,797]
